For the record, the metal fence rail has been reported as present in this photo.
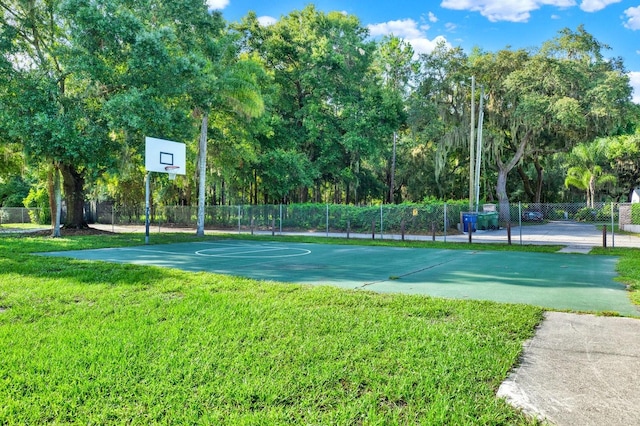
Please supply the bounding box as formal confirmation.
[3,202,639,248]
[0,207,42,225]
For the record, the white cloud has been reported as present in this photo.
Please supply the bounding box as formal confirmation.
[367,19,451,55]
[624,6,640,30]
[445,22,458,31]
[258,16,277,26]
[551,14,561,19]
[206,0,229,10]
[580,0,621,13]
[410,35,452,55]
[428,12,439,22]
[368,19,424,39]
[629,71,640,104]
[441,0,576,23]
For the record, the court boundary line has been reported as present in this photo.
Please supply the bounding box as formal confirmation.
[195,246,311,259]
[358,258,459,288]
[117,242,312,260]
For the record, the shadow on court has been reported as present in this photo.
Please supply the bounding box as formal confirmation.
[41,239,639,316]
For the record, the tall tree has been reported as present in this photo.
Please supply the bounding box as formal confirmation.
[407,43,471,201]
[1,0,210,229]
[0,0,116,231]
[236,6,404,204]
[564,139,617,206]
[372,36,414,203]
[474,26,633,220]
[602,127,640,200]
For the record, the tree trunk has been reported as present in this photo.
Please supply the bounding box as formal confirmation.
[534,159,544,203]
[60,163,87,229]
[589,175,596,208]
[494,130,532,222]
[47,165,62,237]
[496,167,511,222]
[53,167,62,237]
[517,165,535,201]
[196,113,207,237]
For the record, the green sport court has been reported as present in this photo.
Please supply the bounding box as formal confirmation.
[41,240,639,316]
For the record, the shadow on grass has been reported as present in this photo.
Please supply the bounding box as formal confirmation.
[1,255,186,287]
[0,233,205,287]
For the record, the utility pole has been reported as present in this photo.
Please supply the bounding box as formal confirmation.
[474,86,485,211]
[390,132,397,204]
[469,76,476,212]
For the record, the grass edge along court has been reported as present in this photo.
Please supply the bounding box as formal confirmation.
[1,233,639,424]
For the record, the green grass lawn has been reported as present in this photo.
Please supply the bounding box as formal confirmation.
[0,223,47,232]
[2,232,637,424]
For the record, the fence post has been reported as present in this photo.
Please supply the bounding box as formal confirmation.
[611,202,615,248]
[380,205,384,240]
[347,218,350,239]
[238,206,241,234]
[112,205,115,233]
[401,219,405,241]
[602,225,607,248]
[443,202,447,243]
[507,222,512,245]
[324,204,328,237]
[279,204,283,235]
[372,219,375,240]
[519,202,522,245]
[432,222,436,242]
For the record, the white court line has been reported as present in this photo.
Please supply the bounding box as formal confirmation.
[115,242,311,259]
[122,247,188,256]
[195,246,311,258]
[119,241,261,256]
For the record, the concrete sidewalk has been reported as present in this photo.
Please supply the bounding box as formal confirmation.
[498,312,640,425]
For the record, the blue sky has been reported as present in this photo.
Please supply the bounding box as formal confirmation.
[208,0,640,103]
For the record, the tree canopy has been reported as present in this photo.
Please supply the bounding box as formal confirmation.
[1,5,638,224]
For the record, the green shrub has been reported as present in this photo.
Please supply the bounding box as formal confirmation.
[632,204,640,225]
[23,188,51,225]
[0,176,30,207]
[574,207,597,222]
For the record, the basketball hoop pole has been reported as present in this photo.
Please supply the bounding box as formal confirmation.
[144,137,185,244]
[145,172,150,245]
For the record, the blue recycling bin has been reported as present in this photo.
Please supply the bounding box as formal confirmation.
[462,213,477,232]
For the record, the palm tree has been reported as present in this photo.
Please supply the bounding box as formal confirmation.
[564,139,616,207]
[194,54,265,236]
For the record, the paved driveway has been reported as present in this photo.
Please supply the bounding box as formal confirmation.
[441,220,639,250]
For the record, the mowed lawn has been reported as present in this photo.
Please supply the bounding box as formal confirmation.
[1,232,578,425]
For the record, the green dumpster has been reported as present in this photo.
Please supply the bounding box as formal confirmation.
[477,212,499,230]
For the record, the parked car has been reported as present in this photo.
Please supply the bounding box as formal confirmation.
[522,210,543,221]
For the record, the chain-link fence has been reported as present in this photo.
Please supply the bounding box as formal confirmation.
[92,201,634,235]
[4,202,639,247]
[93,203,469,236]
[0,207,44,226]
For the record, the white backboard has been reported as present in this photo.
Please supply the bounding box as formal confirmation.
[145,137,186,175]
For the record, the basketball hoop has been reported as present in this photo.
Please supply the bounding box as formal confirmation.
[164,165,180,180]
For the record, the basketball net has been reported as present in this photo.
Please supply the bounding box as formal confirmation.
[164,165,179,180]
